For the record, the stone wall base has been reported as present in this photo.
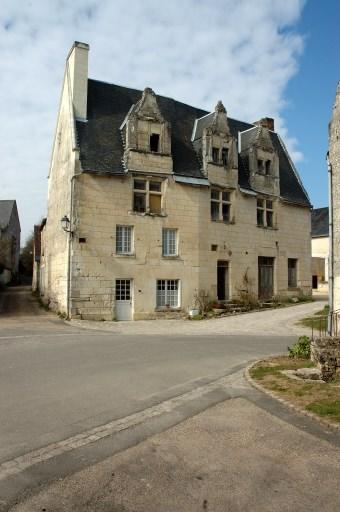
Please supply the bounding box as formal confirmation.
[311,337,340,382]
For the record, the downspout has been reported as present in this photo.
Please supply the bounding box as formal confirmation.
[66,174,78,319]
[327,152,333,334]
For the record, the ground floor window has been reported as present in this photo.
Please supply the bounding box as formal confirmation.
[156,279,179,307]
[288,258,298,288]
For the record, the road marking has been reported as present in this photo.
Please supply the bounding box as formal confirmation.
[0,370,246,481]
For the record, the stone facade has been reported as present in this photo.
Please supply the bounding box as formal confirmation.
[329,83,340,312]
[0,200,20,284]
[40,42,312,320]
[311,236,329,292]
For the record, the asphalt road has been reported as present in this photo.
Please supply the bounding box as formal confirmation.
[0,287,296,463]
[0,286,333,510]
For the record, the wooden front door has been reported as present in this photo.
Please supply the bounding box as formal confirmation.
[258,257,274,299]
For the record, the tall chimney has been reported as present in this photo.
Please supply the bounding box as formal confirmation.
[253,117,275,131]
[66,41,89,120]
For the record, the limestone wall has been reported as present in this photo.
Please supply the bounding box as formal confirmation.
[66,173,311,320]
[329,83,340,311]
[41,61,80,314]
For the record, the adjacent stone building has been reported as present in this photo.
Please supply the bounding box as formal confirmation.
[329,82,340,313]
[311,207,329,293]
[40,42,312,320]
[0,200,20,285]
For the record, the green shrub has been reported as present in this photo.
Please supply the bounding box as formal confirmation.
[288,335,311,359]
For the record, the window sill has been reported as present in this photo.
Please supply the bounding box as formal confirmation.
[114,253,136,258]
[155,307,182,312]
[256,225,278,230]
[162,255,180,259]
[209,162,228,169]
[129,210,167,218]
[211,219,234,225]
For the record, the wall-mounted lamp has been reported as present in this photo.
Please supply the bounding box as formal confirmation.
[61,215,73,234]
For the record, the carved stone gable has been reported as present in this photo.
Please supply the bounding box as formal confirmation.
[240,124,280,196]
[122,87,172,174]
[133,87,165,123]
[197,101,238,188]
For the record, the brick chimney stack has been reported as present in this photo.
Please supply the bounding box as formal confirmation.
[253,117,275,131]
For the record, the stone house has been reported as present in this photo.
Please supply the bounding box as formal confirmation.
[0,200,20,285]
[311,207,329,293]
[40,42,312,320]
[329,81,340,314]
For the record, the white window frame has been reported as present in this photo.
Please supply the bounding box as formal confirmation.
[257,198,274,228]
[156,279,180,308]
[162,228,178,257]
[133,178,163,214]
[211,189,232,222]
[116,225,133,255]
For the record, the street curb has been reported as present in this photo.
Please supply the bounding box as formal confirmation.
[245,359,340,432]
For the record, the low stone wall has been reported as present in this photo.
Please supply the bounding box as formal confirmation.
[311,337,340,382]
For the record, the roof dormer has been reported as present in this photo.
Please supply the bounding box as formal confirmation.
[122,87,172,174]
[240,118,280,196]
[192,101,238,188]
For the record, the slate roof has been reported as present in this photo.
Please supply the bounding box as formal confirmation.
[311,207,329,237]
[76,79,310,207]
[0,200,16,230]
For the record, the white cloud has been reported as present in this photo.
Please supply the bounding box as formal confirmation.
[0,0,306,242]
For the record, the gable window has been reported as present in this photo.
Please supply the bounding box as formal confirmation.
[211,189,231,222]
[257,198,274,228]
[150,133,160,152]
[288,258,297,288]
[222,148,229,167]
[133,179,162,214]
[156,279,179,308]
[162,228,177,256]
[257,159,264,174]
[116,225,133,254]
[265,160,271,175]
[212,147,219,163]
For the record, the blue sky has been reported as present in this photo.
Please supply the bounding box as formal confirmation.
[285,0,340,208]
[1,0,339,243]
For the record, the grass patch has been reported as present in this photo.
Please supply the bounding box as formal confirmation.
[250,356,340,425]
[298,305,329,329]
[306,400,340,422]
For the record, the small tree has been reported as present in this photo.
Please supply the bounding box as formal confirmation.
[0,237,11,273]
[19,232,34,277]
[193,289,212,315]
[236,268,258,308]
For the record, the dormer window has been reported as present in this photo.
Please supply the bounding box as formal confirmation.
[257,159,264,174]
[212,147,219,163]
[265,160,271,175]
[222,148,229,167]
[150,133,160,152]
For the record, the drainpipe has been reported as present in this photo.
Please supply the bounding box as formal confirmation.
[327,152,333,334]
[66,174,78,319]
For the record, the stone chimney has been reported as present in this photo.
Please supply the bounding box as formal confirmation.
[66,41,89,120]
[253,117,275,131]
